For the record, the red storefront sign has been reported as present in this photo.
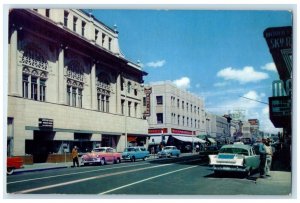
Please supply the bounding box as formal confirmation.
[171,128,193,135]
[148,128,168,134]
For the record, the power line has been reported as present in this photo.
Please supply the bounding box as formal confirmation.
[239,96,269,105]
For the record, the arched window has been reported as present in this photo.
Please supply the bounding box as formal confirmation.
[66,60,84,108]
[21,44,48,101]
[96,73,111,113]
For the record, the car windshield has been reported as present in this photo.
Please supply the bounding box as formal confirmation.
[219,147,249,156]
[124,148,135,152]
[93,148,106,152]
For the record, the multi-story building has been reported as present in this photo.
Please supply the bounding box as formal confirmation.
[7,9,148,163]
[143,82,206,152]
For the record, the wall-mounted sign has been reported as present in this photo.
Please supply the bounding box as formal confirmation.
[269,96,291,128]
[171,128,193,135]
[264,26,292,82]
[38,118,53,128]
[143,87,152,117]
[148,128,168,134]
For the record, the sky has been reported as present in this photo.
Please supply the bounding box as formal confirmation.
[91,9,292,134]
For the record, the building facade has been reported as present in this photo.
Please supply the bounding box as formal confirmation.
[143,82,206,152]
[7,9,148,163]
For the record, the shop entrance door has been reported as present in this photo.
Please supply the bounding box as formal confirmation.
[33,131,55,163]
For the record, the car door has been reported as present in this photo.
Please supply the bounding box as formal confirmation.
[106,148,114,162]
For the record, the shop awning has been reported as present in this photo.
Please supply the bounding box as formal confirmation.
[173,136,206,143]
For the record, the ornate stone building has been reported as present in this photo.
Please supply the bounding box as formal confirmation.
[7,9,148,163]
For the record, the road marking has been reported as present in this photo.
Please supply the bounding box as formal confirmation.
[99,165,199,194]
[14,159,200,194]
[7,162,150,185]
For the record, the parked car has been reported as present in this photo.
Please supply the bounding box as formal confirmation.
[81,147,121,166]
[157,146,180,158]
[122,147,150,162]
[7,157,24,175]
[209,144,260,177]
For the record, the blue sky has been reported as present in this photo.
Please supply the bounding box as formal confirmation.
[92,9,292,133]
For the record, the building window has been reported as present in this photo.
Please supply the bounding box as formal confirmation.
[120,77,124,91]
[67,86,71,105]
[191,104,193,113]
[108,38,112,50]
[22,74,29,98]
[64,11,69,27]
[177,99,180,108]
[66,60,84,108]
[96,73,111,112]
[128,101,131,117]
[39,79,46,101]
[195,119,197,128]
[134,103,138,117]
[81,21,86,36]
[127,82,131,94]
[102,33,105,46]
[73,16,77,32]
[72,87,77,107]
[78,88,82,108]
[178,115,180,125]
[134,89,138,96]
[95,29,99,42]
[182,116,185,126]
[157,113,163,124]
[31,76,38,100]
[187,117,189,127]
[45,9,50,17]
[121,99,125,115]
[186,103,189,111]
[156,96,163,105]
[182,101,184,109]
[106,96,110,113]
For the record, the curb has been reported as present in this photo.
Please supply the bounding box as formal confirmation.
[13,165,69,175]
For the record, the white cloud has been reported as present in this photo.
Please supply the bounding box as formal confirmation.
[195,83,201,88]
[261,62,277,72]
[213,82,228,87]
[146,60,166,68]
[217,66,269,84]
[206,90,280,134]
[173,77,191,90]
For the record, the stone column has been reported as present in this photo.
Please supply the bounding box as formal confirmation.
[58,45,65,104]
[90,61,97,110]
[9,26,18,96]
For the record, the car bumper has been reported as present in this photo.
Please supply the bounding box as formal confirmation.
[212,165,247,172]
[81,158,101,163]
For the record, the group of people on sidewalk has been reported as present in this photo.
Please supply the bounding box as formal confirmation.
[258,137,273,178]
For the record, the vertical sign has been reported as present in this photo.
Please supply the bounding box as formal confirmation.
[144,87,152,117]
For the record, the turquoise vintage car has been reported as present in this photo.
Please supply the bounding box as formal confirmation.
[157,146,181,158]
[122,147,150,162]
[209,144,260,177]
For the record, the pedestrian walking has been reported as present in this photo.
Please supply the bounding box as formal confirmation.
[72,146,79,167]
[265,138,273,177]
[258,138,267,178]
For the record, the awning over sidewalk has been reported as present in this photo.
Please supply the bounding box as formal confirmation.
[173,136,206,143]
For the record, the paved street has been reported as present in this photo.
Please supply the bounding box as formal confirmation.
[6,155,291,196]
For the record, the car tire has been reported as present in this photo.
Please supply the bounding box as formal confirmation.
[7,167,14,175]
[143,156,147,161]
[100,158,106,165]
[131,156,136,162]
[176,154,180,157]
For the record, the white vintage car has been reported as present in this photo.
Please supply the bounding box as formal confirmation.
[209,144,260,177]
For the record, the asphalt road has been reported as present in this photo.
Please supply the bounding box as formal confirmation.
[6,155,291,196]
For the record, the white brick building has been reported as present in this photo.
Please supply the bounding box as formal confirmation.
[143,82,206,152]
[7,9,148,163]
